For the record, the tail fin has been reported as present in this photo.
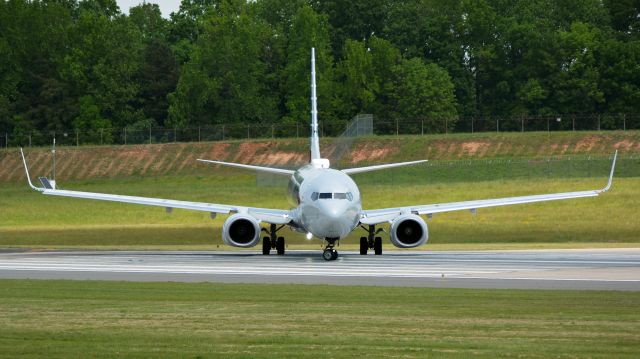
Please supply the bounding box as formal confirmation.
[310,47,321,161]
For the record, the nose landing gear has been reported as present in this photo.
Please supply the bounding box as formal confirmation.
[322,248,338,261]
[322,238,339,261]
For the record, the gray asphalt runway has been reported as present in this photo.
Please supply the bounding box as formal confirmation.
[0,248,638,290]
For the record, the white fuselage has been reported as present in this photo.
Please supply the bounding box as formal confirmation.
[287,165,362,239]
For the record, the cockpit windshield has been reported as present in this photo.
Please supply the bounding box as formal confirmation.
[312,192,353,201]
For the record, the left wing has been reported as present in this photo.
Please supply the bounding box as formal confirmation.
[361,152,617,225]
[20,149,291,225]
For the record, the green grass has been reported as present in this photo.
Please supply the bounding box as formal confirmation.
[1,163,639,249]
[0,279,638,358]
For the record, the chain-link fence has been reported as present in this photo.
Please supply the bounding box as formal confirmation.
[2,114,639,149]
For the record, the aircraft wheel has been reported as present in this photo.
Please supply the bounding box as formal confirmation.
[359,237,368,255]
[374,236,383,255]
[276,236,285,255]
[322,249,334,261]
[332,249,339,260]
[262,237,271,255]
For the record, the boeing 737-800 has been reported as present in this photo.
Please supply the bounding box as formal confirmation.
[20,48,617,261]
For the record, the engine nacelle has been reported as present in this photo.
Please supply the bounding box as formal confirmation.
[222,214,261,248]
[390,214,428,248]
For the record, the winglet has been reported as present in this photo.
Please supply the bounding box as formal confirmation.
[19,148,45,192]
[600,150,617,193]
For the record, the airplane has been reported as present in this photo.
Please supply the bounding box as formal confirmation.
[20,48,618,261]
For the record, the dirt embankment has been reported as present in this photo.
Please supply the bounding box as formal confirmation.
[1,132,638,183]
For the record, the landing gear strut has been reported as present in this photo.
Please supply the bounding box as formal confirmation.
[322,238,339,261]
[262,224,285,255]
[359,225,383,256]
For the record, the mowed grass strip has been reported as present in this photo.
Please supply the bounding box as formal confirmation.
[0,280,638,358]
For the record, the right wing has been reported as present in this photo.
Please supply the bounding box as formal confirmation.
[20,149,292,225]
[361,152,617,225]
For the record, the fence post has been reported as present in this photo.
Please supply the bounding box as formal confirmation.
[247,124,250,139]
[496,119,499,133]
[222,124,225,141]
[547,118,550,133]
[124,128,127,145]
[471,118,474,133]
[174,128,177,143]
[396,119,398,136]
[76,130,79,147]
[198,126,201,142]
[521,118,524,132]
[572,116,575,132]
[421,119,424,135]
[149,126,152,144]
[100,128,103,145]
[445,118,448,134]
[29,132,31,147]
[272,124,274,139]
[623,114,626,131]
[296,122,299,138]
[4,132,7,149]
[597,115,600,131]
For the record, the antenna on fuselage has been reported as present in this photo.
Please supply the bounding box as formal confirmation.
[310,47,321,161]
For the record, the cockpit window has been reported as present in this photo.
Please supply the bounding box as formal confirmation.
[312,192,354,201]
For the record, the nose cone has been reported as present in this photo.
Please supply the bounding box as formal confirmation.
[301,200,359,239]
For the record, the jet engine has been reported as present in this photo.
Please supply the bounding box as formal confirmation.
[389,214,428,248]
[222,214,261,248]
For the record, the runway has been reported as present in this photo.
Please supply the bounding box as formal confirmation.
[0,248,638,290]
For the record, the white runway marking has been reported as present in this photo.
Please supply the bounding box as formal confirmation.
[0,249,639,290]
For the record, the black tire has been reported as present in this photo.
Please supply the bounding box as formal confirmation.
[374,236,382,255]
[276,236,285,255]
[359,237,368,255]
[331,249,339,260]
[262,237,271,255]
[322,249,334,261]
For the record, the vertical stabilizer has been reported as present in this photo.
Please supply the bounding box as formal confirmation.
[310,47,321,161]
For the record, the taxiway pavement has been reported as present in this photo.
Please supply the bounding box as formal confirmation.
[0,249,638,290]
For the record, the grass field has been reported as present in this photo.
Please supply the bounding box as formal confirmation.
[0,279,638,358]
[1,160,638,249]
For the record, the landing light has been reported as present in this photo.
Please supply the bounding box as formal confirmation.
[306,232,313,240]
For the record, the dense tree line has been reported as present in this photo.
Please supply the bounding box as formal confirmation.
[1,0,639,139]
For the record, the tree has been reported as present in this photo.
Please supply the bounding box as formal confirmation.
[392,58,458,132]
[168,1,278,127]
[62,7,145,128]
[335,39,376,117]
[283,5,337,125]
[311,0,387,57]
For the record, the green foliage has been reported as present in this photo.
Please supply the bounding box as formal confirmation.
[392,58,458,131]
[283,5,336,124]
[168,0,278,127]
[1,0,640,139]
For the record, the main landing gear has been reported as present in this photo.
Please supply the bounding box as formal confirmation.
[322,238,339,261]
[262,224,285,255]
[359,225,383,255]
